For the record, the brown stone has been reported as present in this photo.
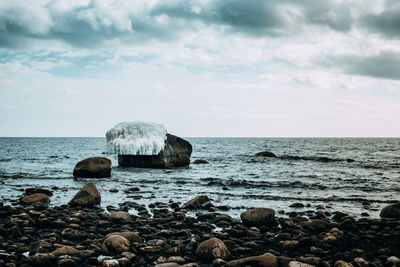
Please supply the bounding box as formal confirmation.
[289,261,315,267]
[380,202,400,219]
[240,208,277,227]
[68,182,101,207]
[196,238,230,263]
[102,235,131,255]
[51,246,79,255]
[108,211,131,221]
[73,157,111,178]
[308,219,330,232]
[20,193,49,204]
[334,261,353,267]
[184,195,210,208]
[105,232,142,244]
[228,253,277,267]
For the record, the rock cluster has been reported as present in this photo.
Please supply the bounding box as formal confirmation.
[0,185,399,267]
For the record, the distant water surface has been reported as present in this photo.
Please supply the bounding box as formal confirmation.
[0,137,399,218]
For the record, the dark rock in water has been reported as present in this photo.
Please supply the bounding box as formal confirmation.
[184,195,210,209]
[240,208,277,227]
[192,159,209,164]
[196,237,230,262]
[255,151,277,157]
[25,188,53,197]
[118,134,192,168]
[20,193,49,205]
[68,182,101,208]
[380,202,400,218]
[289,202,304,208]
[73,157,111,178]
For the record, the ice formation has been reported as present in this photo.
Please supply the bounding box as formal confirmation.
[106,121,167,155]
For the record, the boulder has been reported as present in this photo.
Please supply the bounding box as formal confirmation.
[51,246,80,256]
[108,211,131,222]
[255,151,277,157]
[68,182,101,208]
[308,219,330,232]
[380,202,400,219]
[105,232,142,244]
[20,193,49,205]
[196,238,230,262]
[102,235,131,255]
[240,208,277,227]
[73,157,111,178]
[228,253,277,267]
[184,195,210,209]
[118,134,192,168]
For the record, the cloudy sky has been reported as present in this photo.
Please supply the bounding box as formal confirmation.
[1,0,400,137]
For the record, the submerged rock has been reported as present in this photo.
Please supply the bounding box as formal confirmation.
[25,188,53,197]
[73,157,111,178]
[380,202,400,219]
[255,151,277,157]
[118,134,192,168]
[192,159,209,164]
[240,208,277,227]
[68,182,101,207]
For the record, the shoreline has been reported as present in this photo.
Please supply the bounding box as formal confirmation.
[0,183,399,267]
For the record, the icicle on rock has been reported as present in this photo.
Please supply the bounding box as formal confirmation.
[105,121,192,168]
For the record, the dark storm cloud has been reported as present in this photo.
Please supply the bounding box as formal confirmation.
[0,0,361,49]
[151,0,287,37]
[324,52,400,81]
[362,2,400,39]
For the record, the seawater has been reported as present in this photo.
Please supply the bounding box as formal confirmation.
[1,137,399,218]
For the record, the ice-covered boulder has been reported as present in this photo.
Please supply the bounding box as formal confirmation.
[106,121,192,168]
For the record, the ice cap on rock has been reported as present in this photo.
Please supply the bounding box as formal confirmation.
[106,121,167,155]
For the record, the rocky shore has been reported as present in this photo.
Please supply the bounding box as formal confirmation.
[0,182,399,267]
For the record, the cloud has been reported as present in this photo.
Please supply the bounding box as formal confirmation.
[324,51,400,81]
[151,0,289,37]
[0,0,369,49]
[361,0,400,39]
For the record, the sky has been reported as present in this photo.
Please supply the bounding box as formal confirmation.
[1,0,400,137]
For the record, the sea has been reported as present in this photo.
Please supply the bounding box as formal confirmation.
[1,137,399,218]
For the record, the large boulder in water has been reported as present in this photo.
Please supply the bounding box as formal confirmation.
[73,157,111,178]
[380,202,400,219]
[241,208,277,227]
[118,134,192,168]
[68,182,101,208]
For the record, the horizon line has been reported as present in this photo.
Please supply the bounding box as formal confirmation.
[0,136,399,138]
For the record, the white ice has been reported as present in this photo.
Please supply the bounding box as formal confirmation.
[106,121,167,155]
